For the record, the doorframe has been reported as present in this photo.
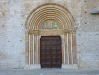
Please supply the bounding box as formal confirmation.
[24,31,78,69]
[38,34,70,68]
[24,3,78,69]
[40,36,62,68]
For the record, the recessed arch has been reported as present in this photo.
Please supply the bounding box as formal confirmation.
[25,3,77,69]
[25,3,76,30]
[41,20,60,30]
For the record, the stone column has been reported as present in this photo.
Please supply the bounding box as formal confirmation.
[72,33,77,64]
[62,29,77,69]
[33,30,40,68]
[24,30,40,69]
[63,31,69,65]
[25,30,29,64]
[60,35,64,64]
[38,36,41,64]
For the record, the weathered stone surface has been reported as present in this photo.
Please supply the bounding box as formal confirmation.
[0,0,99,69]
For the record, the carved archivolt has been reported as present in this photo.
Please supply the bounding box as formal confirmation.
[25,3,76,32]
[25,3,77,66]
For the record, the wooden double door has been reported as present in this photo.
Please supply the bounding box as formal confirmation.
[40,36,62,68]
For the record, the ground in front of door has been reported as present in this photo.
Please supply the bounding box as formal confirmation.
[0,69,99,75]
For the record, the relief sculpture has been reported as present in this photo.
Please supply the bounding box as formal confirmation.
[41,20,60,30]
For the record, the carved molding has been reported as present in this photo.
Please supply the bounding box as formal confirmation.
[29,30,39,35]
[63,28,76,34]
[25,3,76,30]
[28,28,76,35]
[25,3,77,66]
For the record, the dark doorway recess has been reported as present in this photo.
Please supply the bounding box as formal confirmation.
[40,36,62,68]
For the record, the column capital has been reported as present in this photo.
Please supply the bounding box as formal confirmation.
[29,29,39,35]
[63,28,76,34]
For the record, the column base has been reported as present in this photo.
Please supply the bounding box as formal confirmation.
[24,64,41,69]
[62,64,78,69]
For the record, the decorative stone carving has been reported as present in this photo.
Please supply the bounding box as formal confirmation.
[25,4,77,69]
[63,28,76,34]
[25,3,76,30]
[33,30,39,35]
[29,30,39,35]
[41,20,60,30]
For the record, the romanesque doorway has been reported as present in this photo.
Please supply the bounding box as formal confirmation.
[25,3,77,69]
[40,36,62,68]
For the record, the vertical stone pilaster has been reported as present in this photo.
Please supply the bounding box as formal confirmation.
[72,33,77,64]
[60,35,64,64]
[68,33,71,64]
[25,30,29,64]
[28,34,30,65]
[38,36,41,64]
[36,35,38,64]
[63,34,66,64]
[33,30,39,65]
[63,31,76,65]
[34,35,36,65]
[66,33,69,64]
[30,34,33,64]
[33,35,34,65]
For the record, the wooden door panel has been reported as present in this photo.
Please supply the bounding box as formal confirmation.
[40,36,62,68]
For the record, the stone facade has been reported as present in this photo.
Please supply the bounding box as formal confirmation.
[0,0,99,69]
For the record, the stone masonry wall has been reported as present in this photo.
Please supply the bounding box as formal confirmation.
[0,0,99,69]
[77,0,99,69]
[0,0,25,69]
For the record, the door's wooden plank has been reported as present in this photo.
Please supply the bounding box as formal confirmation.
[40,36,62,68]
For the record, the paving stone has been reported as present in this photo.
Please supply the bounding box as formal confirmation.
[0,69,99,75]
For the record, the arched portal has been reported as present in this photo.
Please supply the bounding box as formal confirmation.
[25,3,77,69]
